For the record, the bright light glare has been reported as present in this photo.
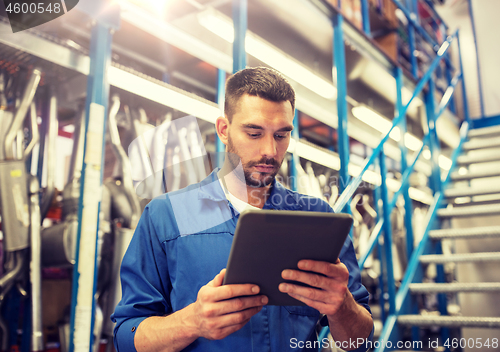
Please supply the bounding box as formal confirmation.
[62,124,75,133]
[108,66,220,124]
[458,167,468,175]
[198,12,337,100]
[295,141,341,170]
[423,149,431,160]
[124,0,174,16]
[351,106,423,151]
[438,155,452,170]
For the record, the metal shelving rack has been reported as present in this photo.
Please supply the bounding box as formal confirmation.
[0,0,481,350]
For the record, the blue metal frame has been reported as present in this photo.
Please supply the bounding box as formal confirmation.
[69,21,114,352]
[232,0,247,72]
[407,22,418,78]
[334,31,458,214]
[394,67,414,261]
[425,77,442,194]
[360,0,371,36]
[379,151,396,316]
[332,12,350,202]
[472,114,500,129]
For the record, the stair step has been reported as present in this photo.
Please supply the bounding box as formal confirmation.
[420,252,500,264]
[398,315,500,328]
[451,168,500,181]
[445,186,500,198]
[457,153,500,165]
[409,282,500,293]
[430,226,500,240]
[437,204,500,218]
[463,138,500,151]
[468,125,500,138]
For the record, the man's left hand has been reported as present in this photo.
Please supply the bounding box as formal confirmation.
[278,259,349,317]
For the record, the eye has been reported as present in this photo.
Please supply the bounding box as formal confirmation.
[274,134,288,140]
[248,133,261,138]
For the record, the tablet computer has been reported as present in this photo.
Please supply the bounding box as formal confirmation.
[223,210,353,306]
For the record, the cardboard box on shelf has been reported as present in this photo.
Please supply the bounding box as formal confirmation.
[342,0,355,22]
[325,0,363,30]
[382,0,398,28]
[352,0,363,30]
[374,31,398,62]
[369,0,381,10]
[325,0,339,9]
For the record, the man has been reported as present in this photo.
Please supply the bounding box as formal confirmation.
[112,67,373,352]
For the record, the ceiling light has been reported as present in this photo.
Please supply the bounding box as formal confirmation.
[122,0,173,17]
[107,66,220,124]
[352,106,423,151]
[294,140,341,170]
[198,11,337,100]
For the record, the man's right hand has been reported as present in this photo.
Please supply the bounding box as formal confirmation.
[134,269,267,352]
[190,268,268,340]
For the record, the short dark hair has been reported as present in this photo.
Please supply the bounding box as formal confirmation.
[224,67,295,122]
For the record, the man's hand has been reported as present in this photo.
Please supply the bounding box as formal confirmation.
[191,269,268,340]
[278,259,349,316]
[278,259,373,350]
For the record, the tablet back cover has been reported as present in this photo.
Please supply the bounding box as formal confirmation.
[223,210,353,306]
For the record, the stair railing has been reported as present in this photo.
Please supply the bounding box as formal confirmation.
[318,29,471,349]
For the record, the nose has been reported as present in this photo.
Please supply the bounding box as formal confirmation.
[260,134,277,159]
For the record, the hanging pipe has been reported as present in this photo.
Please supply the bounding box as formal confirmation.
[24,102,39,158]
[29,176,44,352]
[108,96,141,228]
[4,69,41,160]
[40,92,58,220]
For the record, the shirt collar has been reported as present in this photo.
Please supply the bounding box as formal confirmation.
[197,168,302,211]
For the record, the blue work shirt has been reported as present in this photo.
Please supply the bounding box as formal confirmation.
[112,169,373,351]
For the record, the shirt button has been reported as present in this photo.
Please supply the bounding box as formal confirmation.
[131,326,136,332]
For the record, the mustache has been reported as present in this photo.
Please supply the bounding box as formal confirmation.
[247,158,279,167]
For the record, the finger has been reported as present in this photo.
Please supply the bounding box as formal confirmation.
[215,295,268,316]
[208,269,226,287]
[282,269,329,289]
[210,283,261,302]
[278,282,329,302]
[297,260,349,280]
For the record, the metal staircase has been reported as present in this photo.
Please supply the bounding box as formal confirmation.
[381,124,500,351]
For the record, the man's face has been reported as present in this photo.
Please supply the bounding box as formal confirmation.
[226,94,294,188]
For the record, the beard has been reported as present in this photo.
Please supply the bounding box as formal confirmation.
[226,134,283,188]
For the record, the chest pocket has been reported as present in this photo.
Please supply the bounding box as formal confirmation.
[284,306,320,317]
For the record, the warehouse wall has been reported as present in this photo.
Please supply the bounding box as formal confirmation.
[471,0,500,118]
[436,0,500,119]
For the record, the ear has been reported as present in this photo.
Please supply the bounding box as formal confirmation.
[215,116,229,146]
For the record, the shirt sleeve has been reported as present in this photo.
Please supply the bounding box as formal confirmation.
[111,201,172,352]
